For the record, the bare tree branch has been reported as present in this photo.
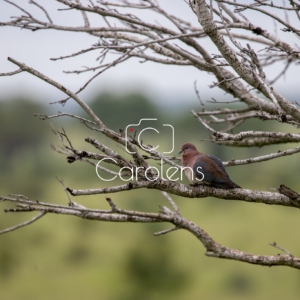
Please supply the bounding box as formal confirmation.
[0,211,46,235]
[2,0,300,271]
[66,180,298,208]
[2,195,300,270]
[0,68,23,76]
[7,57,105,127]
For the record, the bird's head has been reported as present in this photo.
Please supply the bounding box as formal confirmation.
[179,143,198,155]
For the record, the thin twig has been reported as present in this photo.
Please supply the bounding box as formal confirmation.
[161,191,179,213]
[154,227,180,236]
[56,177,73,206]
[0,212,46,235]
[269,242,293,256]
[0,69,23,76]
[194,80,205,111]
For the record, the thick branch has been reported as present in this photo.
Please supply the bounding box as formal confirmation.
[2,195,300,270]
[215,137,300,147]
[195,0,300,120]
[67,180,296,208]
[223,146,300,166]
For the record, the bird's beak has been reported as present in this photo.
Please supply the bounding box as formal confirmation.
[178,150,183,154]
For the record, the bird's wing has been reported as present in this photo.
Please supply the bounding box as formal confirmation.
[207,154,230,179]
[193,155,229,184]
[207,155,241,188]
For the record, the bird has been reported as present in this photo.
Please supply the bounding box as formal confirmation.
[179,142,241,189]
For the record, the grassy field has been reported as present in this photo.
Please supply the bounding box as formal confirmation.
[1,95,300,300]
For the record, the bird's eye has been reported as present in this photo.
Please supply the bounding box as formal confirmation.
[185,147,188,149]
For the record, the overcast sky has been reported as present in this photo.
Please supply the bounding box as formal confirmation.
[1,0,299,110]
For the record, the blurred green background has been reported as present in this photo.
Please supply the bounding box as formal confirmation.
[0,93,300,300]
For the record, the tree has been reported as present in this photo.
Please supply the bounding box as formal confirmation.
[1,0,300,270]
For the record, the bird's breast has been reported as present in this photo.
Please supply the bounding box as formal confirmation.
[184,167,194,183]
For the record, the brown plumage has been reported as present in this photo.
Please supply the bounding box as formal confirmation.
[179,143,241,189]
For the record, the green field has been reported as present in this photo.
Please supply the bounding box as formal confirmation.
[1,94,299,300]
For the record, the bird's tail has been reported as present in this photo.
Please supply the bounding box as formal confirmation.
[212,179,241,189]
[230,179,241,189]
